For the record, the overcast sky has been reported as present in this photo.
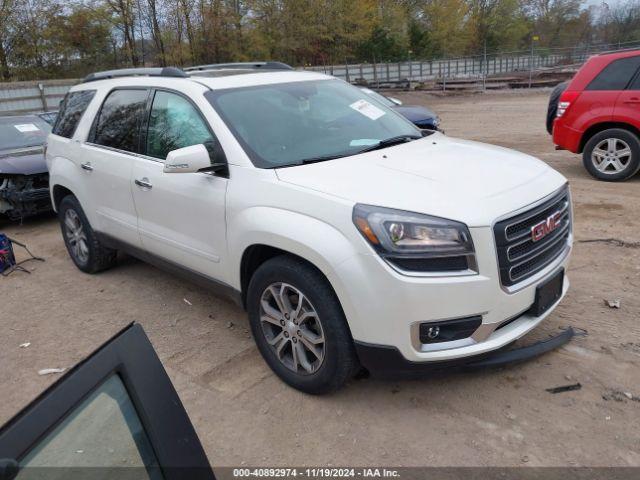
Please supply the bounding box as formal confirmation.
[586,0,628,8]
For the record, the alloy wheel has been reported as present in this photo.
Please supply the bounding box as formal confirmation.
[64,209,89,264]
[259,282,325,375]
[591,138,632,174]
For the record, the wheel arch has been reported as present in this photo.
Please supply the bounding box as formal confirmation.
[229,207,362,330]
[240,245,335,309]
[51,184,74,212]
[579,122,640,153]
[239,244,345,312]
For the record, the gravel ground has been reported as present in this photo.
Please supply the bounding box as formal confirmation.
[1,89,639,468]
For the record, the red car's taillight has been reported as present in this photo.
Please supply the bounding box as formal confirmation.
[557,90,581,118]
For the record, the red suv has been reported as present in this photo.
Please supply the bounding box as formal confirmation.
[551,49,640,181]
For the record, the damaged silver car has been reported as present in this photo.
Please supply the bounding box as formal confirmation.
[0,115,52,220]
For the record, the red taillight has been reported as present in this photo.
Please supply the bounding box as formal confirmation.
[557,90,581,118]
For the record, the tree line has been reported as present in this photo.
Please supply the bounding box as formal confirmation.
[1,0,640,81]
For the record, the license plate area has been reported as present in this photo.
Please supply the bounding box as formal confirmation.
[530,268,564,317]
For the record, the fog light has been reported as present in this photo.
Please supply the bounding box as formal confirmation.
[419,315,482,344]
[426,326,440,339]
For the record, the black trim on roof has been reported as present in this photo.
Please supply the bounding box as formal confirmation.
[82,67,188,83]
[184,62,293,72]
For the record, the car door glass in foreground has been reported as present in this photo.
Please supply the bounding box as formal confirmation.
[146,91,214,160]
[93,89,148,152]
[18,375,162,479]
[0,324,213,480]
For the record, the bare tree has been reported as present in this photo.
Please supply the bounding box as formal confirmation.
[178,0,196,63]
[146,0,167,65]
[0,0,14,80]
[104,0,139,65]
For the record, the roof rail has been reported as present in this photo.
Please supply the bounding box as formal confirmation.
[82,67,188,83]
[184,62,293,72]
[594,47,640,56]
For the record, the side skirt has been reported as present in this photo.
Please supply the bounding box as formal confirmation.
[96,232,243,308]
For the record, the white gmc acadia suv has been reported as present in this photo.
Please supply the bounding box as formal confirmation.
[47,65,573,393]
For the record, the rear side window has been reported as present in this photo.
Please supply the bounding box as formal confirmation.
[628,70,640,90]
[52,90,96,138]
[93,89,149,153]
[586,56,640,91]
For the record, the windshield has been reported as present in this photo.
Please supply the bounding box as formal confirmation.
[0,116,52,151]
[360,88,395,107]
[206,79,420,168]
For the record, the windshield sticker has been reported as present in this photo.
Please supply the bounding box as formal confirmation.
[14,124,41,133]
[350,99,385,121]
[350,139,379,147]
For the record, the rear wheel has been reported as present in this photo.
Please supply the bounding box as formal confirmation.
[247,256,358,394]
[59,195,117,273]
[582,128,640,181]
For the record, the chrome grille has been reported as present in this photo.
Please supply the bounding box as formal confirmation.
[494,186,571,287]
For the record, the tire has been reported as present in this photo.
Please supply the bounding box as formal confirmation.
[58,195,117,273]
[582,128,640,182]
[546,81,568,134]
[247,255,359,394]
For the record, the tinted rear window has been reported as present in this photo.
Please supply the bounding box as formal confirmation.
[52,90,96,138]
[586,56,640,91]
[93,89,148,153]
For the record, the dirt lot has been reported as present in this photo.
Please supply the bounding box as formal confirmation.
[1,89,639,468]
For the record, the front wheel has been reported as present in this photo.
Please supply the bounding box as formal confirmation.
[247,256,358,394]
[582,128,640,181]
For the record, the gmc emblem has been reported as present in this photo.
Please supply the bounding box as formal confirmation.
[531,211,563,242]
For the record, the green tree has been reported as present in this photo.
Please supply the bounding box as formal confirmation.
[468,0,529,52]
[411,0,472,57]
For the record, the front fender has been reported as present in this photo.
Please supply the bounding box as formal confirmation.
[228,206,363,333]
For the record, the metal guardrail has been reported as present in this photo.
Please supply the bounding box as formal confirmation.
[306,54,566,84]
[0,79,77,114]
[305,41,640,89]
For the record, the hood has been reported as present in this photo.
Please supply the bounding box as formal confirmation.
[275,133,567,227]
[0,147,47,175]
[393,105,437,123]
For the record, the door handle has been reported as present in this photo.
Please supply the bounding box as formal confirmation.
[624,97,640,104]
[80,162,93,171]
[134,178,153,189]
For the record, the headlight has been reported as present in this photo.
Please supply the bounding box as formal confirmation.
[353,204,477,274]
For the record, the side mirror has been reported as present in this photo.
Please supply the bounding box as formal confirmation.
[163,144,226,174]
[388,97,402,106]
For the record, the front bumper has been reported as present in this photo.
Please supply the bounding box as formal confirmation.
[333,225,572,366]
[0,174,52,219]
[355,326,574,377]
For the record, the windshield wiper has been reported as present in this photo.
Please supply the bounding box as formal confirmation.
[298,153,349,165]
[273,153,346,168]
[278,134,423,168]
[356,134,422,154]
[275,153,348,168]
